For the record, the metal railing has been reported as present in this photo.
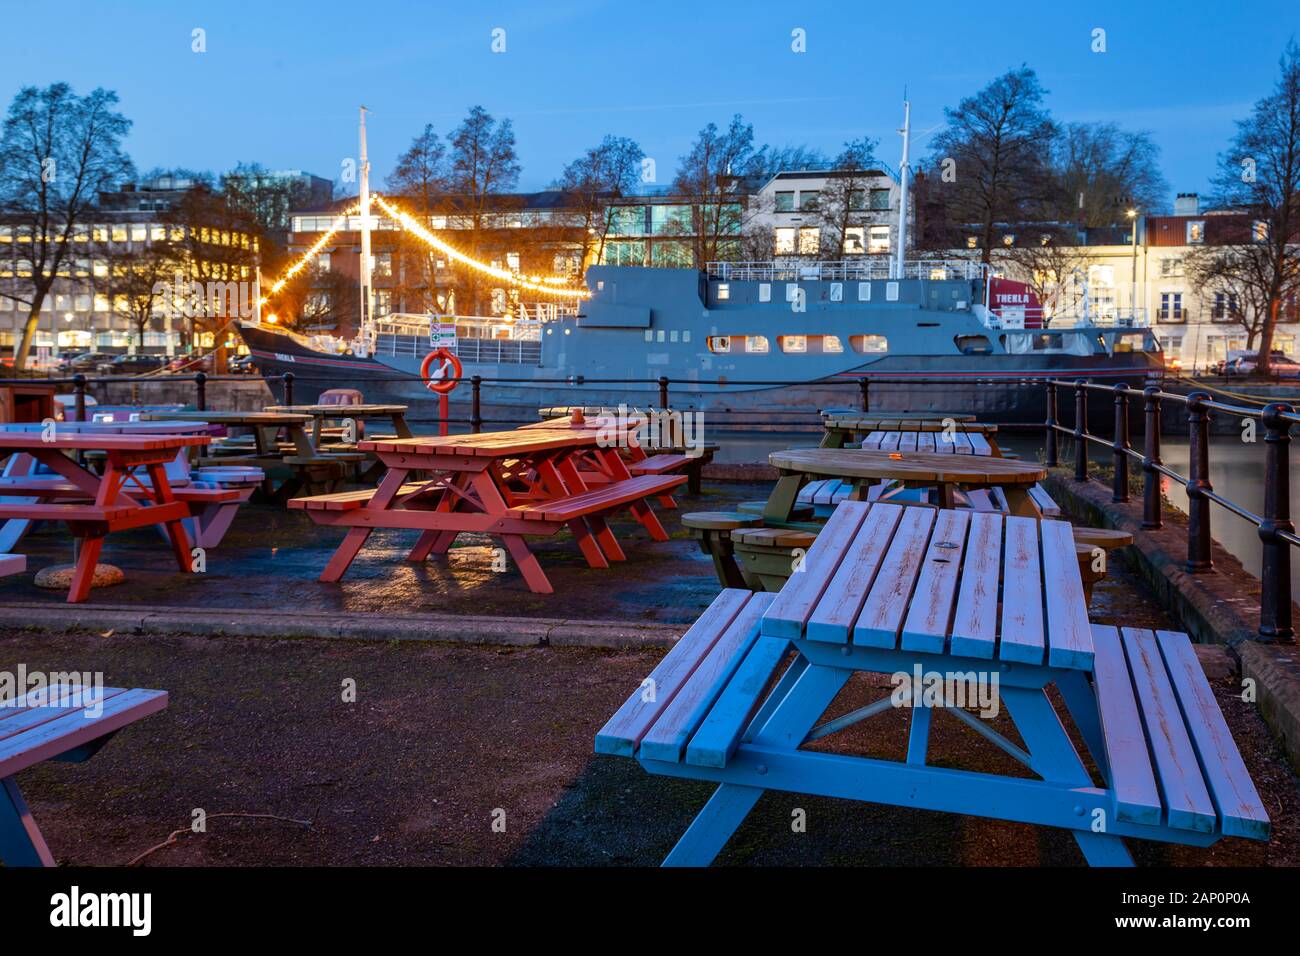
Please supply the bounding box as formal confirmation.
[706,259,986,282]
[1046,378,1296,645]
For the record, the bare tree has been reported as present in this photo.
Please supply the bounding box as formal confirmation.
[815,137,882,258]
[993,227,1090,320]
[447,106,521,314]
[387,124,451,314]
[1190,41,1300,374]
[106,243,175,350]
[1051,122,1168,225]
[672,115,756,266]
[928,67,1058,263]
[557,135,644,268]
[0,84,134,367]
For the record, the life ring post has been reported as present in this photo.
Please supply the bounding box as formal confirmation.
[420,348,463,437]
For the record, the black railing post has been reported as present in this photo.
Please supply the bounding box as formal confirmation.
[1044,380,1058,468]
[282,371,295,406]
[194,371,207,411]
[1259,403,1295,643]
[1142,385,1163,529]
[471,375,483,434]
[1112,382,1131,503]
[1073,379,1088,482]
[658,375,669,410]
[73,374,86,423]
[859,378,870,413]
[1185,391,1213,573]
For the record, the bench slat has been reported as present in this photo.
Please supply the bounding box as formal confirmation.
[806,503,904,643]
[949,512,1003,658]
[595,589,753,756]
[901,509,971,654]
[1155,630,1270,840]
[628,453,695,476]
[761,501,871,639]
[685,636,792,768]
[968,434,992,455]
[512,475,685,521]
[0,688,167,780]
[999,516,1045,664]
[1041,519,1094,670]
[853,506,936,649]
[640,592,775,763]
[1122,628,1217,833]
[1029,483,1062,517]
[1091,624,1163,826]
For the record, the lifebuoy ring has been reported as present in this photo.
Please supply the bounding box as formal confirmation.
[420,348,462,394]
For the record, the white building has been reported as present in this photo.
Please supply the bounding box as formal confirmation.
[747,167,905,264]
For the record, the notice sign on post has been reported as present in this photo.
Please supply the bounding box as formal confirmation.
[430,320,457,352]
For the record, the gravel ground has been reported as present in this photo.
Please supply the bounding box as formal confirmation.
[2,563,1296,867]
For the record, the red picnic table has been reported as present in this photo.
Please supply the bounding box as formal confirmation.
[0,433,210,602]
[289,429,685,593]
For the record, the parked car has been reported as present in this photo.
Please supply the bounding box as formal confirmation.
[1224,351,1300,377]
[166,353,214,373]
[65,351,113,373]
[102,353,166,375]
[229,354,258,374]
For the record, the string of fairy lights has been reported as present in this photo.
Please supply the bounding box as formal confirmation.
[258,193,591,314]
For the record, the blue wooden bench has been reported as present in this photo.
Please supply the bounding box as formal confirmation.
[597,501,1270,866]
[1,684,168,866]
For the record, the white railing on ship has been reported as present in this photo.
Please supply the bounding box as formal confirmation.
[706,260,987,282]
[982,307,1150,330]
[372,332,541,364]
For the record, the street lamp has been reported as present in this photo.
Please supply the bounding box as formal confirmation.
[1126,208,1139,322]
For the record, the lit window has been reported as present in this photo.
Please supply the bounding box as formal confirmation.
[1254,220,1269,242]
[868,225,890,254]
[774,227,796,255]
[780,335,807,353]
[966,236,978,249]
[1186,221,1205,244]
[0,226,12,242]
[849,334,888,353]
[150,224,165,241]
[798,227,820,255]
[822,335,843,353]
[745,335,770,353]
[94,294,109,312]
[130,224,146,242]
[374,252,392,278]
[111,224,127,242]
[315,253,331,274]
[92,259,108,277]
[707,335,730,353]
[842,226,865,255]
[716,283,730,301]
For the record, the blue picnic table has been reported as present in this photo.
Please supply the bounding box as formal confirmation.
[597,500,1270,866]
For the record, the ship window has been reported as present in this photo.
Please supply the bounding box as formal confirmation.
[758,283,771,303]
[716,283,730,301]
[780,335,807,353]
[822,335,843,353]
[886,282,899,301]
[858,282,871,302]
[644,330,653,342]
[829,282,843,302]
[670,330,679,342]
[849,334,888,354]
[955,335,993,355]
[708,336,730,353]
[746,335,770,353]
[682,330,691,343]
[656,330,666,342]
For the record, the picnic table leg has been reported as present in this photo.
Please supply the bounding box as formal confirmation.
[321,527,372,582]
[1000,686,1135,866]
[663,658,849,867]
[1001,487,1039,518]
[585,514,626,562]
[763,474,804,524]
[0,776,56,866]
[552,455,621,560]
[67,535,104,603]
[147,462,193,572]
[536,456,609,568]
[906,705,931,765]
[502,534,553,594]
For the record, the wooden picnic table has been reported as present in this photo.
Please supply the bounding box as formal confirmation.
[765,448,1046,521]
[820,413,985,449]
[598,499,1270,865]
[0,433,209,601]
[859,428,1002,457]
[142,410,358,501]
[265,403,413,445]
[289,428,684,594]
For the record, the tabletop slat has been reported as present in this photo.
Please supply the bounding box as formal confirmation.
[853,507,936,649]
[900,509,971,654]
[949,512,1004,659]
[806,503,904,644]
[760,501,871,639]
[0,434,208,451]
[1040,519,1095,669]
[998,516,1046,664]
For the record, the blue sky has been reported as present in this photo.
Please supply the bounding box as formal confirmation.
[3,0,1296,204]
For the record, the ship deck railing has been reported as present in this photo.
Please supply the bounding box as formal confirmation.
[706,259,987,282]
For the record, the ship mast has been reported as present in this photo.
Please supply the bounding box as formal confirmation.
[893,98,911,281]
[358,106,374,339]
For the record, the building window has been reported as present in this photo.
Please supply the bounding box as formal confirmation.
[821,335,843,353]
[869,189,891,211]
[842,226,866,255]
[848,189,866,211]
[780,335,807,353]
[1212,292,1240,321]
[715,283,730,301]
[1253,220,1269,242]
[1186,221,1205,244]
[966,236,978,249]
[797,227,820,255]
[799,191,820,212]
[1159,257,1182,277]
[314,253,331,274]
[745,335,770,353]
[374,252,392,278]
[868,225,890,255]
[774,227,796,255]
[707,335,730,353]
[374,291,391,316]
[110,224,127,242]
[1158,292,1184,322]
[130,224,147,242]
[774,191,795,212]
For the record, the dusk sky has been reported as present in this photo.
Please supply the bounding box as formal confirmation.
[4,0,1297,204]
